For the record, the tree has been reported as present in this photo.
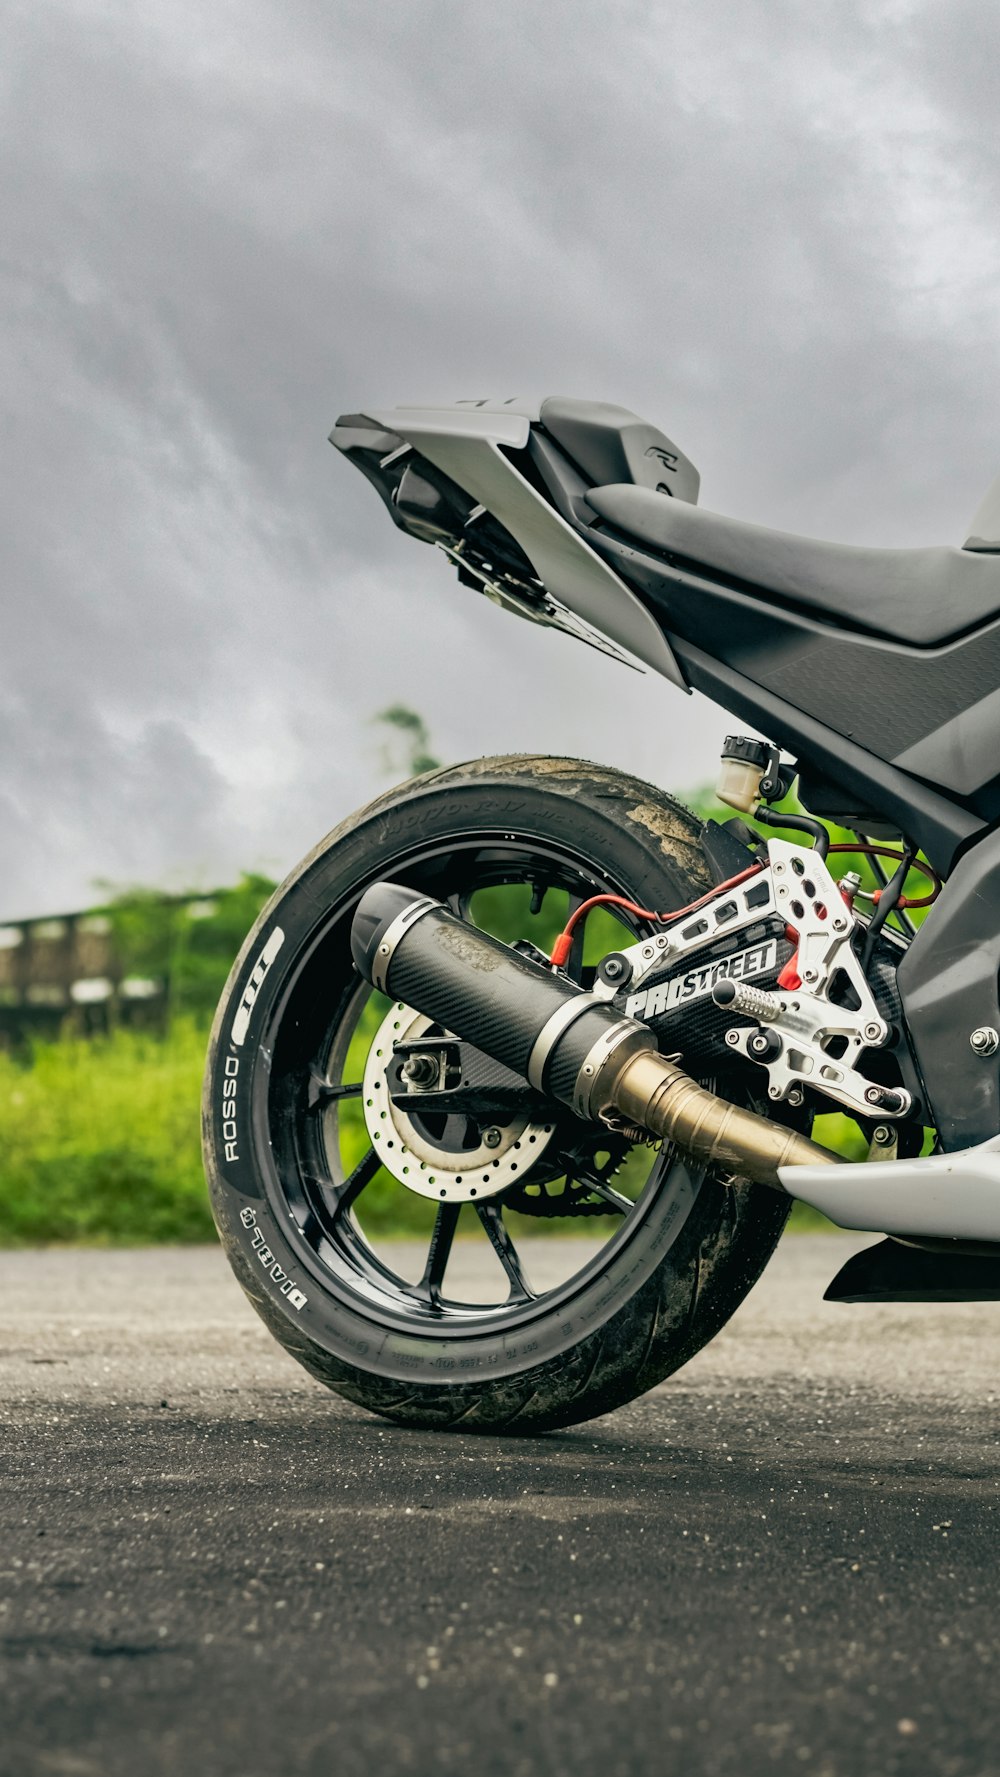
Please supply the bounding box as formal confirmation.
[102,874,276,1022]
[372,705,442,780]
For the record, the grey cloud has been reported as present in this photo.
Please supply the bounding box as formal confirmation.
[3,0,998,916]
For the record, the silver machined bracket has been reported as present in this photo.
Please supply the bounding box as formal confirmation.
[606,867,778,1001]
[767,840,886,1037]
[714,840,902,1118]
[723,1006,911,1120]
[593,840,902,1121]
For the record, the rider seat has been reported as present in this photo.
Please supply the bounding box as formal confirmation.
[584,482,1000,648]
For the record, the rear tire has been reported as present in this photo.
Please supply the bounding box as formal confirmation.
[202,756,789,1432]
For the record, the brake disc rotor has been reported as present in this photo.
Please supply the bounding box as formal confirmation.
[362,1003,557,1204]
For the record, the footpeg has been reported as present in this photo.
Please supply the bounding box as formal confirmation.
[712,978,784,1023]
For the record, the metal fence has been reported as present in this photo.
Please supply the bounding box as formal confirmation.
[0,898,216,1047]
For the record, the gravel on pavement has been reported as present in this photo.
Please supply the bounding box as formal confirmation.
[1,1234,998,1777]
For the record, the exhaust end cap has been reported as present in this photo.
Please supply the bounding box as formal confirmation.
[351,882,439,991]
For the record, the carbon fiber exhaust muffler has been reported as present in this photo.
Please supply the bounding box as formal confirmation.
[351,883,838,1188]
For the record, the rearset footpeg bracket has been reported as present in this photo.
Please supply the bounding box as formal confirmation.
[604,838,908,1122]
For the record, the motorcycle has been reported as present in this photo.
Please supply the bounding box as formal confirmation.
[202,395,1000,1432]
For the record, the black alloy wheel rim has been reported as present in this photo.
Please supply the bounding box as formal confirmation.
[256,829,697,1338]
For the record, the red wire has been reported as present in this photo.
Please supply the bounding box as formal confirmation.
[548,864,763,967]
[548,840,942,965]
[825,842,942,909]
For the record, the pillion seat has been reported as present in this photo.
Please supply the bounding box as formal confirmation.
[584,481,1000,649]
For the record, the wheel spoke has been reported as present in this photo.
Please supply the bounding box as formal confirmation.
[330,1145,381,1218]
[419,1202,461,1304]
[307,1076,364,1111]
[475,1202,534,1302]
[576,1173,633,1215]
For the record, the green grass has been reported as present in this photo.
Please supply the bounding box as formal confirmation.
[0,1021,214,1245]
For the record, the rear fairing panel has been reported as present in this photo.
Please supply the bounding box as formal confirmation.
[331,405,685,683]
[590,525,1000,811]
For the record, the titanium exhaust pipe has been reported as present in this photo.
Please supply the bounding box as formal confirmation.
[590,1047,836,1184]
[351,883,838,1188]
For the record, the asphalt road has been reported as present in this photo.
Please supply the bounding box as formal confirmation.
[1,1234,998,1777]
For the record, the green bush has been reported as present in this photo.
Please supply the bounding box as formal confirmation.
[0,1021,212,1245]
[104,873,277,1020]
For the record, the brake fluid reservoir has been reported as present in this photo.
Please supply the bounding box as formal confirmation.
[717,736,767,813]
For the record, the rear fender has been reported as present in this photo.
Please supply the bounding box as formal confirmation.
[334,401,687,686]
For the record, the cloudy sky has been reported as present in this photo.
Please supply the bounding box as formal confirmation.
[5,0,1000,918]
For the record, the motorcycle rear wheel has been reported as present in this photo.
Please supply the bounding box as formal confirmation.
[202,755,789,1432]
